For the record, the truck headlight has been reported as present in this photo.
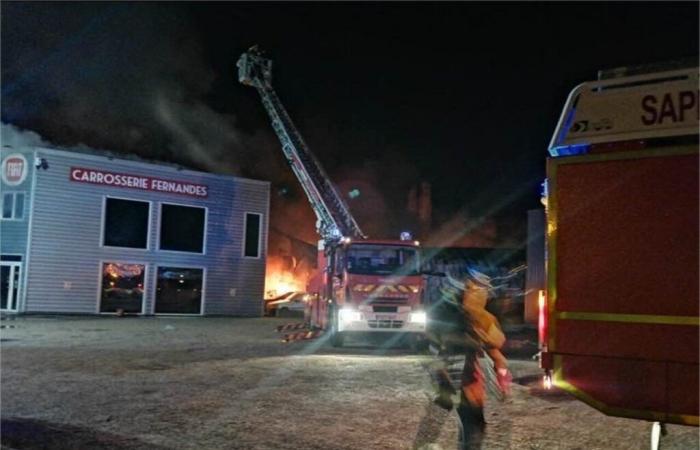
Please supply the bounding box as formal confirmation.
[339,308,361,324]
[410,311,427,324]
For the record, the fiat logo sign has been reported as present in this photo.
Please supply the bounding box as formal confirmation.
[1,153,28,186]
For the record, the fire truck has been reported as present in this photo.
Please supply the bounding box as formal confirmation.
[540,63,698,445]
[237,48,426,347]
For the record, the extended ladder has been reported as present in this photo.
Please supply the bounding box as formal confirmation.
[237,47,365,244]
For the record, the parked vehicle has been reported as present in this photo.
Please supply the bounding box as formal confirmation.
[264,292,308,317]
[541,63,698,447]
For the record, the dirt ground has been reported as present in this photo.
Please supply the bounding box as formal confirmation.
[1,316,697,450]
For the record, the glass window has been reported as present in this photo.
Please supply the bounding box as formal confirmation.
[2,193,13,219]
[155,267,203,314]
[103,198,149,249]
[244,213,261,257]
[159,204,205,253]
[346,244,420,276]
[14,193,24,219]
[100,263,145,313]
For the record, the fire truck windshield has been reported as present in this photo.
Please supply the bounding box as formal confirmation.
[345,244,419,276]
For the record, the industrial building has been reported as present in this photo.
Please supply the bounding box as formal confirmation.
[0,146,269,316]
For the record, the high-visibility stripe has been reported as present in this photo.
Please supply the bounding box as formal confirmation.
[282,329,323,343]
[556,311,699,326]
[276,322,308,332]
[545,145,700,353]
[553,355,699,426]
[398,285,409,293]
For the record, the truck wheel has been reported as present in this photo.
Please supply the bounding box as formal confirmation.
[331,330,344,347]
[409,334,428,352]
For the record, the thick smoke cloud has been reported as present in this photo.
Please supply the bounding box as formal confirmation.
[2,2,321,246]
[3,3,251,174]
[0,3,470,247]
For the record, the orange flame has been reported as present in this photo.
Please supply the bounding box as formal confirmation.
[264,256,310,299]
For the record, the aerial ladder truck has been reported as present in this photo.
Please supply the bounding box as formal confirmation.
[237,48,427,347]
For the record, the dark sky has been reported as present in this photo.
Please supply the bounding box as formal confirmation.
[2,2,698,242]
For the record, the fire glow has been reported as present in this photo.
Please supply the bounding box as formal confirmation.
[264,256,310,299]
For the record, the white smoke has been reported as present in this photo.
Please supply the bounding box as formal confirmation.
[1,122,53,149]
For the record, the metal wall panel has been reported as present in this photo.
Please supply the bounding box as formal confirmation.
[23,147,269,316]
[1,147,35,312]
[0,148,34,256]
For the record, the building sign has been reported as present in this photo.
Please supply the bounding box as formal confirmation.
[1,153,28,186]
[558,71,699,147]
[70,167,208,198]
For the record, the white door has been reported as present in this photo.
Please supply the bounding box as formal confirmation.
[0,262,21,312]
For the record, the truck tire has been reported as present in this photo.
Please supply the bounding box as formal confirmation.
[409,334,428,352]
[331,330,344,347]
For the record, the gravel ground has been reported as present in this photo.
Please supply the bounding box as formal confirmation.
[1,316,697,449]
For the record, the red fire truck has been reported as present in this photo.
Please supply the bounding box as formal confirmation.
[238,48,427,347]
[540,63,698,444]
[305,238,425,347]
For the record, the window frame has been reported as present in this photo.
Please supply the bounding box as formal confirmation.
[156,201,208,255]
[1,191,26,221]
[100,196,152,251]
[242,212,263,259]
[96,259,147,315]
[152,264,206,316]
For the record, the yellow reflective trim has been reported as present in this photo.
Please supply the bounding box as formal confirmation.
[546,145,699,352]
[556,311,699,326]
[546,158,559,352]
[552,355,699,426]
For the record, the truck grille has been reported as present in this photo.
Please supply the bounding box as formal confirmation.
[368,297,408,306]
[368,320,404,329]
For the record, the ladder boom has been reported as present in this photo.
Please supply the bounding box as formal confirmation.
[237,49,364,244]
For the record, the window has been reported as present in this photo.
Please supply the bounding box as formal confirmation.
[1,192,25,220]
[244,213,262,258]
[346,244,420,276]
[159,204,205,253]
[103,198,150,249]
[155,267,203,314]
[100,262,145,313]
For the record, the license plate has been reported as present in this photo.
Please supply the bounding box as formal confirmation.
[376,315,394,320]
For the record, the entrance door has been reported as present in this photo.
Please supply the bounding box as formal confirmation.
[1,262,21,312]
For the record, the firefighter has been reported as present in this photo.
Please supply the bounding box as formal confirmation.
[427,268,512,450]
[455,269,512,449]
[461,269,511,395]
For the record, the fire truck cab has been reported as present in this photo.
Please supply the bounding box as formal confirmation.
[306,238,426,346]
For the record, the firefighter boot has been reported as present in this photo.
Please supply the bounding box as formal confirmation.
[456,400,485,450]
[432,368,456,411]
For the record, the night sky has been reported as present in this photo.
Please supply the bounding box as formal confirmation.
[2,2,698,244]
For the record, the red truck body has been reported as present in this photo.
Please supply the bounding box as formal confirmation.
[541,66,699,426]
[305,239,426,342]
